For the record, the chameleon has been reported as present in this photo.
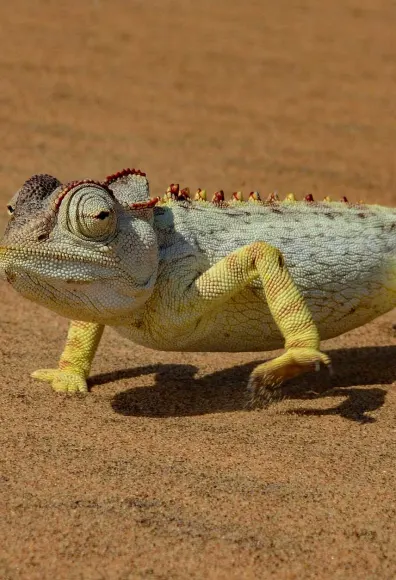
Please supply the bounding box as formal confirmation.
[1,167,396,402]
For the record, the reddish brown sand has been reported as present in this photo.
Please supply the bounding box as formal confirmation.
[1,0,396,578]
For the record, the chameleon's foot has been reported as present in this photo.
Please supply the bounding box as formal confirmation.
[31,369,88,393]
[247,348,331,407]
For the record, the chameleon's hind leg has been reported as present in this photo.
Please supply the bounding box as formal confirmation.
[185,241,330,402]
[32,321,104,393]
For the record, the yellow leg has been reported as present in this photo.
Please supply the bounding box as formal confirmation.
[183,241,330,401]
[31,321,104,393]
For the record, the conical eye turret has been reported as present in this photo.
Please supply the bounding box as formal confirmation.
[64,184,118,241]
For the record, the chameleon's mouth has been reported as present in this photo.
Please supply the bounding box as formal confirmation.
[0,243,116,266]
[0,244,120,287]
[2,243,94,258]
[0,246,9,281]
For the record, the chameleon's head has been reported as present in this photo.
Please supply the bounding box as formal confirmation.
[0,169,159,324]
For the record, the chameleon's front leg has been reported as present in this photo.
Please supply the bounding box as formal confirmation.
[183,241,330,402]
[32,321,104,393]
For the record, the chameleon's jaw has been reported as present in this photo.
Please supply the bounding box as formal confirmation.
[0,243,157,324]
[0,243,117,280]
[0,242,104,299]
[0,246,11,282]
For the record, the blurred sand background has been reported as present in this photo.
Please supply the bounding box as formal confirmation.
[1,0,396,578]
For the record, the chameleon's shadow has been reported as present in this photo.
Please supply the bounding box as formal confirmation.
[89,345,396,423]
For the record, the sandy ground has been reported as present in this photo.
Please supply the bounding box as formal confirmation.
[1,0,396,578]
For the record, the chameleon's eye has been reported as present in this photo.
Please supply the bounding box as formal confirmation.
[7,204,15,216]
[66,187,117,241]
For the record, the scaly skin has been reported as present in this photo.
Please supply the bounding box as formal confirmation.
[1,169,396,402]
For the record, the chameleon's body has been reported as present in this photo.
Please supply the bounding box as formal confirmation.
[1,168,396,400]
[149,199,396,352]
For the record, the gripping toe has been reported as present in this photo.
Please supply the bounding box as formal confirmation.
[31,368,88,393]
[248,348,331,407]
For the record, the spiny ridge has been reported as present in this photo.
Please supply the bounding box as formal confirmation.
[105,168,146,185]
[157,185,355,206]
[163,184,192,202]
[130,197,160,210]
[212,190,225,204]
